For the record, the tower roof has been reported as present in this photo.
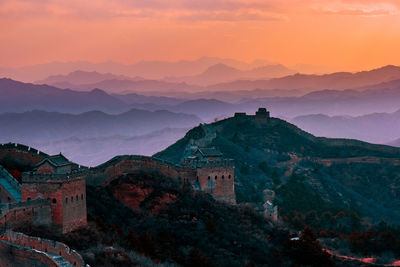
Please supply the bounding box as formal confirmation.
[197,147,223,158]
[35,153,72,168]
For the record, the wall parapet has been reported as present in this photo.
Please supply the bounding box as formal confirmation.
[0,236,60,267]
[22,170,87,183]
[187,159,235,168]
[0,198,49,216]
[3,230,85,267]
[0,142,49,157]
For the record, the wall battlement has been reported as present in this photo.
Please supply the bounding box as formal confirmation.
[0,143,49,157]
[22,170,87,184]
[0,199,52,230]
[234,107,270,120]
[0,236,60,267]
[88,154,236,204]
[3,230,85,267]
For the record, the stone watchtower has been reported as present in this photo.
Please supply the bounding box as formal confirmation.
[20,172,87,234]
[184,147,236,204]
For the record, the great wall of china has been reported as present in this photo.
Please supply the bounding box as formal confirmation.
[0,140,236,266]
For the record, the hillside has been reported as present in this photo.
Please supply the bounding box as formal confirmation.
[155,112,400,226]
[17,171,336,267]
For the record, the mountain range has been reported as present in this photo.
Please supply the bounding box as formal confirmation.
[0,109,200,142]
[30,127,190,166]
[163,63,296,86]
[31,65,400,99]
[35,70,143,86]
[207,65,400,93]
[292,110,400,144]
[0,78,128,113]
[0,57,278,82]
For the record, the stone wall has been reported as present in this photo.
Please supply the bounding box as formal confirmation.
[2,230,85,267]
[0,143,48,169]
[90,155,236,204]
[0,199,51,231]
[0,238,59,267]
[89,155,189,186]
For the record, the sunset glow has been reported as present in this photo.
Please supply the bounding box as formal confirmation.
[1,0,400,70]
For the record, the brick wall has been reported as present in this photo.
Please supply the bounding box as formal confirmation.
[90,156,236,204]
[0,238,59,267]
[0,199,51,230]
[196,166,235,204]
[2,230,85,267]
[21,176,87,234]
[0,143,48,169]
[0,183,16,203]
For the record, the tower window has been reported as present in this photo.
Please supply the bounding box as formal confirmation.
[222,175,225,179]
[65,198,68,204]
[208,176,210,180]
[215,176,217,180]
[52,198,57,204]
[76,195,78,201]
[71,197,73,203]
[81,194,83,200]
[228,175,231,179]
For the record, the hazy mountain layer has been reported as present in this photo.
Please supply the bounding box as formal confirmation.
[164,63,296,86]
[0,109,200,142]
[0,57,277,82]
[292,110,400,144]
[28,128,190,166]
[36,70,143,85]
[0,78,128,113]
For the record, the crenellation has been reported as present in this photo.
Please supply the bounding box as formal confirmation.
[2,230,85,267]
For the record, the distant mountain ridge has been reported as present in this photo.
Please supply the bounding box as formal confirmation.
[0,108,200,143]
[34,65,400,100]
[292,110,400,144]
[164,63,296,86]
[208,65,400,92]
[0,78,128,113]
[35,70,143,86]
[0,57,278,82]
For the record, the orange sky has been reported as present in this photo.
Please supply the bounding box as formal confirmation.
[1,0,400,71]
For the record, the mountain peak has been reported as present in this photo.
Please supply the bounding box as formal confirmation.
[202,63,239,75]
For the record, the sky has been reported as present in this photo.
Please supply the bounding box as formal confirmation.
[1,0,400,71]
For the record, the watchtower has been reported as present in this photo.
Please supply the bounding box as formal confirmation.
[184,146,236,204]
[255,108,270,120]
[20,172,87,234]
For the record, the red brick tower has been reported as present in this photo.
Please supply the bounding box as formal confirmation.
[20,172,87,234]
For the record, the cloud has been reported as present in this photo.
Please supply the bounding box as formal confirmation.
[0,0,284,22]
[177,10,286,22]
[310,1,399,17]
